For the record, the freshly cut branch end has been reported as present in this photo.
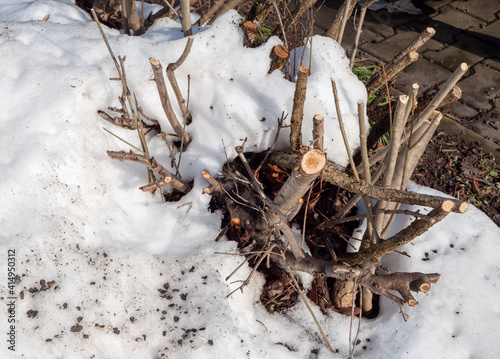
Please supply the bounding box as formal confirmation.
[301,149,327,175]
[269,45,289,73]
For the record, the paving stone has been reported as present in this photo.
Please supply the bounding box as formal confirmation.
[468,20,500,49]
[420,0,455,12]
[390,58,453,97]
[363,12,396,38]
[442,101,479,118]
[314,4,337,32]
[360,27,444,62]
[449,0,498,23]
[409,5,484,44]
[423,32,498,71]
[338,20,385,52]
[483,58,500,72]
[468,107,500,143]
[457,64,500,110]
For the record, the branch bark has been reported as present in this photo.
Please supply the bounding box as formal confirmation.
[166,36,194,125]
[269,45,289,73]
[366,51,419,98]
[273,149,326,217]
[326,0,357,41]
[312,114,324,150]
[290,66,309,152]
[270,151,468,213]
[150,57,191,146]
[107,150,191,193]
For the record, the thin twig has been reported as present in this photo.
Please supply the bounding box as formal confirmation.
[280,250,336,354]
[331,78,379,241]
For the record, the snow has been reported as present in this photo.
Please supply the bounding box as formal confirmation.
[0,1,499,358]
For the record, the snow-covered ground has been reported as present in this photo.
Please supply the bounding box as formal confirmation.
[1,1,499,358]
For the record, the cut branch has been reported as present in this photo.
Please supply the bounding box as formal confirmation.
[270,151,468,213]
[269,45,290,73]
[273,149,326,218]
[392,27,435,65]
[107,150,191,193]
[366,51,419,98]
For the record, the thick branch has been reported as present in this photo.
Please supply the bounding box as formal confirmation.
[392,27,435,65]
[274,250,440,320]
[270,151,468,213]
[269,45,289,74]
[326,0,357,41]
[273,149,326,218]
[366,51,419,98]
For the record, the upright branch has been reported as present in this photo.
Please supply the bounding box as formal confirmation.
[195,0,225,26]
[166,36,194,125]
[122,0,143,35]
[290,66,309,152]
[326,0,357,41]
[336,0,354,44]
[350,0,379,68]
[272,0,318,39]
[179,0,192,36]
[150,57,192,146]
[312,114,324,150]
[373,95,409,239]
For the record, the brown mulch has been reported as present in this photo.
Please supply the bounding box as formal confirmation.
[412,130,500,227]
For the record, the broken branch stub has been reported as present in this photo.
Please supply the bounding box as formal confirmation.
[269,45,289,73]
[273,149,326,218]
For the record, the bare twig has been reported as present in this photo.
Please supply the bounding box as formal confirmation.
[150,57,191,146]
[312,114,324,150]
[107,150,191,193]
[166,36,194,125]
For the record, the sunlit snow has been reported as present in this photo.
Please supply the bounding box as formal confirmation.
[0,1,499,358]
